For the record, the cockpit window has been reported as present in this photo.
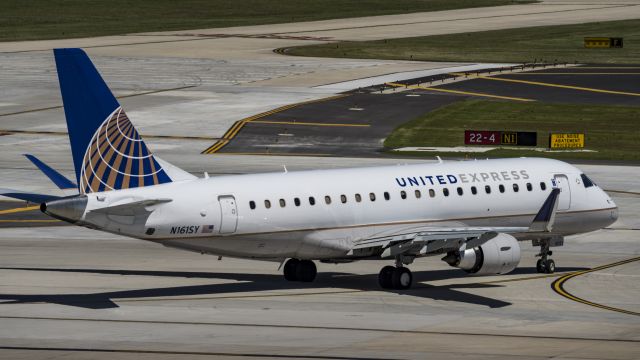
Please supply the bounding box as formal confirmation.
[581,174,595,188]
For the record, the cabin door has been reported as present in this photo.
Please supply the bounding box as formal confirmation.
[218,195,238,234]
[553,174,571,211]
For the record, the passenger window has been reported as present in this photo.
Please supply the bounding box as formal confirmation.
[355,193,362,202]
[443,188,449,197]
[526,183,532,191]
[429,189,435,198]
[369,192,376,201]
[340,194,347,204]
[325,196,332,205]
[513,184,519,192]
[499,184,505,193]
[294,198,301,206]
[471,186,477,195]
[264,200,271,209]
[249,201,256,210]
[540,182,547,191]
[400,190,407,199]
[457,187,463,196]
[279,199,286,207]
[309,196,315,205]
[384,192,390,200]
[485,185,491,194]
[414,190,421,199]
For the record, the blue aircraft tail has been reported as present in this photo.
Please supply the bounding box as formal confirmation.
[54,48,172,194]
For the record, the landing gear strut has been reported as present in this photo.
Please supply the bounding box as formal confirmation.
[378,258,413,290]
[283,258,317,282]
[536,239,555,274]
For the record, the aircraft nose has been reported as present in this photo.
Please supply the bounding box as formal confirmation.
[603,191,618,225]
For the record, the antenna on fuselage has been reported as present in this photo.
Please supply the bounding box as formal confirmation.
[436,156,443,164]
[282,165,288,173]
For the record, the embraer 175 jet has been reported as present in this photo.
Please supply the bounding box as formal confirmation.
[2,49,618,290]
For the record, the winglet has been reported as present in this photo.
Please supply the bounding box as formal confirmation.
[24,154,77,190]
[529,188,560,233]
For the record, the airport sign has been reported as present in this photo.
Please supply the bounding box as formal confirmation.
[549,133,585,149]
[584,37,623,48]
[465,130,537,146]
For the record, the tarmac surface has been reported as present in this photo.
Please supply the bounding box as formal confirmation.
[1,1,640,358]
[212,64,640,156]
[0,162,639,359]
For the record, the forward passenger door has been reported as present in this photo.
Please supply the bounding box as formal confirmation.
[553,174,571,211]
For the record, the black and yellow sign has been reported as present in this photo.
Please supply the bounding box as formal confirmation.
[584,37,623,48]
[549,133,585,149]
[501,131,517,145]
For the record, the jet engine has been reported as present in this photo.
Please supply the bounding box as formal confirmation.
[442,233,521,275]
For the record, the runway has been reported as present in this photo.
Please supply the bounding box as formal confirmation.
[1,1,640,358]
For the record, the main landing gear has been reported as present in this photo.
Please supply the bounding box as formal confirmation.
[536,239,556,274]
[378,258,413,290]
[283,258,317,282]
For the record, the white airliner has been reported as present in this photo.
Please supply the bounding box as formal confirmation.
[2,49,618,290]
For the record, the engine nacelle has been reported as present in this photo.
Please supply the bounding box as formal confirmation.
[443,233,521,275]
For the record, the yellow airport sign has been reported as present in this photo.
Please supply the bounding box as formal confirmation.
[584,37,623,48]
[549,133,585,149]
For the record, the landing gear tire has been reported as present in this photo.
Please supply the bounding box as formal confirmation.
[296,260,317,282]
[536,239,556,274]
[378,266,395,289]
[283,259,317,282]
[392,267,412,290]
[378,266,412,290]
[544,259,555,274]
[284,258,299,281]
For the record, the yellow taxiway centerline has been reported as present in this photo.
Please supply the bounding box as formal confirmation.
[386,82,535,102]
[551,256,640,316]
[202,94,350,154]
[0,219,60,223]
[476,75,640,97]
[0,205,40,215]
[251,120,370,127]
[506,73,640,75]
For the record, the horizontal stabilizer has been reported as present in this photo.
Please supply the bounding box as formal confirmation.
[0,188,62,203]
[529,188,560,233]
[89,198,172,216]
[24,154,77,190]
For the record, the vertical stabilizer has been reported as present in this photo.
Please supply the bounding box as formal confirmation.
[54,48,172,194]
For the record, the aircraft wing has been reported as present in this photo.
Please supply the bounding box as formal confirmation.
[350,188,560,258]
[349,226,527,258]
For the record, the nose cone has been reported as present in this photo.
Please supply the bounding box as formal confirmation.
[41,196,88,223]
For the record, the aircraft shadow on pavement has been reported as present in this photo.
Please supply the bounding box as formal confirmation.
[0,266,585,310]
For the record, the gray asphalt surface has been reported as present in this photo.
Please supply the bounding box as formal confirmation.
[215,64,640,156]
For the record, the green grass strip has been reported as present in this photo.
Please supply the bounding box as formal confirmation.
[1,0,532,42]
[384,99,640,161]
[288,19,640,64]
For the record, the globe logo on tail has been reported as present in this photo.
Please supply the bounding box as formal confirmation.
[79,107,171,194]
